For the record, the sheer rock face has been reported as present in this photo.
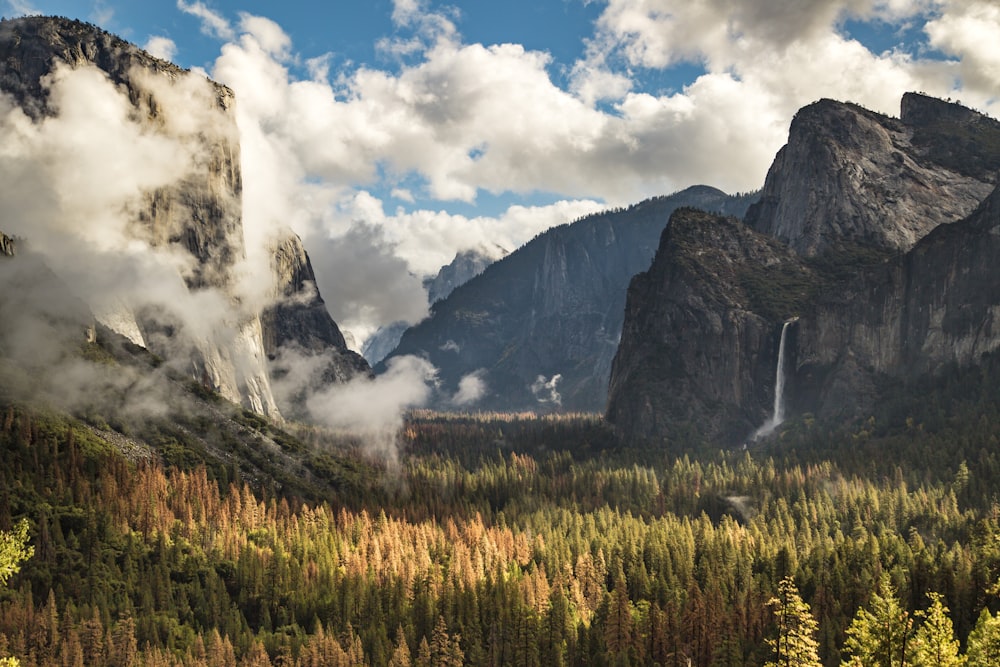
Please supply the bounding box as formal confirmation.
[793,184,1000,418]
[384,186,758,411]
[609,94,1000,446]
[262,232,371,383]
[606,209,810,443]
[0,17,368,417]
[745,95,1000,257]
[608,184,1000,447]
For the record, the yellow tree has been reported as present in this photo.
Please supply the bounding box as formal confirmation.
[765,576,822,667]
[0,519,32,667]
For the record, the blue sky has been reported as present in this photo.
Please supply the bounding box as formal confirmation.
[4,0,1000,342]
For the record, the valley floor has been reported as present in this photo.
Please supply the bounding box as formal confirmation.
[1,401,1000,666]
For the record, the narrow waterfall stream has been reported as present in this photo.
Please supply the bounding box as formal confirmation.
[753,320,793,440]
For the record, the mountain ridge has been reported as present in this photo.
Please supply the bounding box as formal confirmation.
[383,186,758,411]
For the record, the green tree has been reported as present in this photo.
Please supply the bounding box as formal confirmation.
[0,519,31,586]
[841,575,915,667]
[0,519,32,667]
[965,608,1000,667]
[912,592,963,667]
[765,576,822,667]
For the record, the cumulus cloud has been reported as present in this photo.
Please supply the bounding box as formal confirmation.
[167,0,1000,350]
[925,0,1000,90]
[143,36,178,62]
[177,0,235,41]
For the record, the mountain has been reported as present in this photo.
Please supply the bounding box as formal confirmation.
[361,246,506,366]
[608,94,1000,446]
[383,186,758,411]
[745,94,1000,256]
[423,245,507,305]
[606,208,809,443]
[0,16,367,418]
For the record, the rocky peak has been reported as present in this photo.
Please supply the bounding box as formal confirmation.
[0,16,233,115]
[262,231,369,378]
[424,245,506,306]
[900,92,982,129]
[745,94,999,257]
[0,231,15,257]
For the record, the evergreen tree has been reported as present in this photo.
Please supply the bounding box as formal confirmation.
[965,608,1000,667]
[765,576,821,667]
[912,592,963,667]
[841,576,915,667]
[0,520,31,667]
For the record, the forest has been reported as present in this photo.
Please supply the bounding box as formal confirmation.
[3,361,1000,666]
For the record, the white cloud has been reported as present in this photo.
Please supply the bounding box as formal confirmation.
[452,369,487,406]
[143,36,178,62]
[531,373,563,406]
[925,1,1000,90]
[187,1,1000,346]
[177,0,235,41]
[306,354,437,462]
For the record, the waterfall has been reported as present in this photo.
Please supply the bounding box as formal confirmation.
[753,320,793,441]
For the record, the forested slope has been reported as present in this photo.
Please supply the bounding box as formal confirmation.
[3,383,1000,665]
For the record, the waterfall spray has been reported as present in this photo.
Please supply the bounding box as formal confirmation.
[753,319,794,440]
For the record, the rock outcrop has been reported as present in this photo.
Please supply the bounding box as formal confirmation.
[0,17,368,418]
[262,231,370,382]
[0,231,14,257]
[608,94,1000,446]
[424,246,506,306]
[745,95,1000,256]
[384,186,758,411]
[606,209,813,443]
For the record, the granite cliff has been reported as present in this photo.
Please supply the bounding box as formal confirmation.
[745,94,1000,256]
[0,17,367,418]
[608,94,1000,446]
[384,186,758,411]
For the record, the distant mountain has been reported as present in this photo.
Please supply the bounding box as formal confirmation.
[424,245,507,306]
[609,94,1000,446]
[383,186,758,411]
[0,17,368,419]
[362,246,506,365]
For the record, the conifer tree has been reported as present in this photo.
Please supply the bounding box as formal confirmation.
[765,576,821,667]
[965,608,1000,667]
[841,575,915,667]
[0,520,31,667]
[912,592,963,667]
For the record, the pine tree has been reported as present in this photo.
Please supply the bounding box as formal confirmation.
[388,627,412,667]
[765,576,821,667]
[912,592,963,667]
[965,608,1000,667]
[841,575,915,667]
